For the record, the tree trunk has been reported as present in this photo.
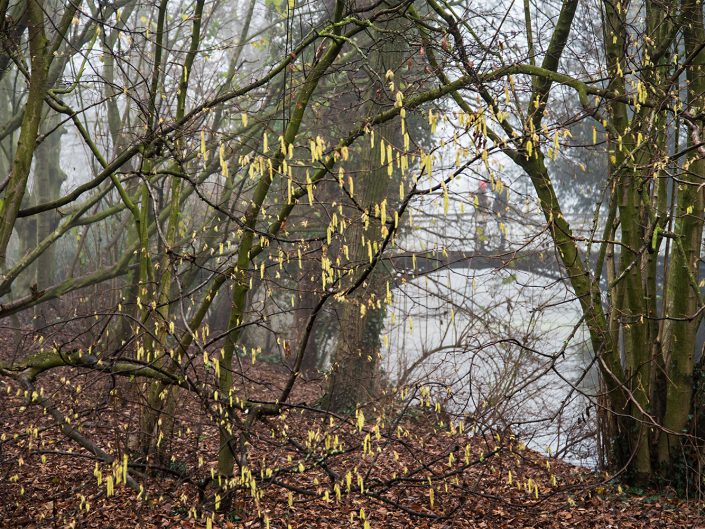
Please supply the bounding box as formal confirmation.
[0,0,49,268]
[657,0,705,475]
[31,111,66,327]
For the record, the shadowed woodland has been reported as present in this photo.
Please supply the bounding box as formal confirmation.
[3,0,705,526]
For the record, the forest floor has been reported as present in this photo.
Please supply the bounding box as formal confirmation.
[1,350,704,529]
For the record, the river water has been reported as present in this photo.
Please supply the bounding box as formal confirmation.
[382,266,600,468]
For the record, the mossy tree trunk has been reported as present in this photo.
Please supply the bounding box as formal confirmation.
[657,0,705,477]
[0,0,50,267]
[322,13,406,413]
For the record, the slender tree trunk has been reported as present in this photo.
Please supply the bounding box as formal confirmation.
[0,0,49,267]
[658,0,705,474]
[601,0,656,480]
[215,2,347,510]
[136,0,205,465]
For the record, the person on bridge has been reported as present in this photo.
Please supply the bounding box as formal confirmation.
[493,182,509,250]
